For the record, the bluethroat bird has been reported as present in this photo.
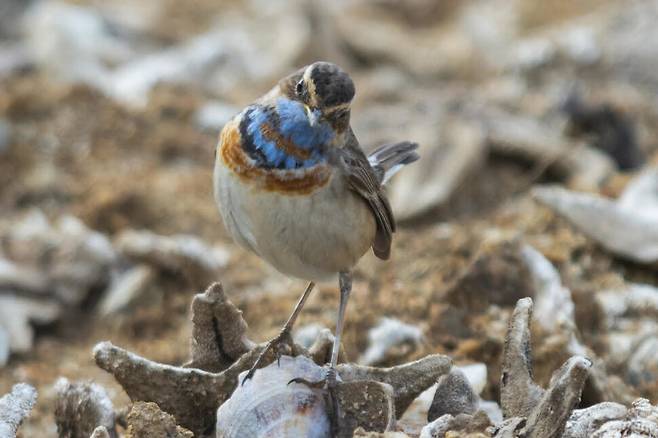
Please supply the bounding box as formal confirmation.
[213,61,419,388]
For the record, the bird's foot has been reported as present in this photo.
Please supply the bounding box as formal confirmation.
[241,328,293,385]
[289,365,341,435]
[288,364,339,389]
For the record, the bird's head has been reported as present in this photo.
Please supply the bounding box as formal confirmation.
[281,62,355,135]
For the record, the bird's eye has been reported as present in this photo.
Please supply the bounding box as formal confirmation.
[295,80,304,96]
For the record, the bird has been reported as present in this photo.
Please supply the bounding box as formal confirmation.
[213,61,419,389]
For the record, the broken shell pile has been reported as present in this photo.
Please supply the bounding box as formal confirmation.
[88,283,451,437]
[0,211,116,361]
[0,210,229,365]
[4,282,658,437]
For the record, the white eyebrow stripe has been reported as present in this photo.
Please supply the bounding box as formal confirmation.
[303,66,318,108]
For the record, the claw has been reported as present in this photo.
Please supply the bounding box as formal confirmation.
[288,366,341,437]
[288,377,326,389]
[241,366,258,386]
[241,329,292,386]
[287,366,338,390]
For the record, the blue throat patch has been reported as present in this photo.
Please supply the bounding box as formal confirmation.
[239,98,335,170]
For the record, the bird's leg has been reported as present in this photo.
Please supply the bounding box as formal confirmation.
[290,271,352,388]
[241,281,315,385]
[328,270,351,386]
[289,271,351,435]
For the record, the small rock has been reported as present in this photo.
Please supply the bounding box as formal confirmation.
[428,368,479,421]
[398,363,488,431]
[335,381,397,437]
[125,402,193,438]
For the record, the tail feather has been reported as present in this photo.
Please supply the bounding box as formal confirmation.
[368,141,419,184]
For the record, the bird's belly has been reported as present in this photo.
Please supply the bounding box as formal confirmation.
[214,165,376,281]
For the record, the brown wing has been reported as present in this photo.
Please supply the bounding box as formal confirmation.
[334,129,395,260]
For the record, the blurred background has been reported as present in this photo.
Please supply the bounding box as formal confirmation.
[1,0,658,435]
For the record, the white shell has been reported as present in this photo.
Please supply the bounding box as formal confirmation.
[521,244,581,352]
[359,317,423,366]
[533,167,658,264]
[216,355,330,438]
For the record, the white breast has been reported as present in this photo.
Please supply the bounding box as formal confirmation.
[214,163,376,281]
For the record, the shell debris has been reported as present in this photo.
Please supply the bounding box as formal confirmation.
[0,383,38,438]
[54,378,117,438]
[533,167,658,264]
[216,355,332,438]
[359,317,424,366]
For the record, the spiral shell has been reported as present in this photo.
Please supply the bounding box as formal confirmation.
[216,355,331,438]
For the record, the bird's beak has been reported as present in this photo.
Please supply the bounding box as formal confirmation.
[305,105,321,127]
